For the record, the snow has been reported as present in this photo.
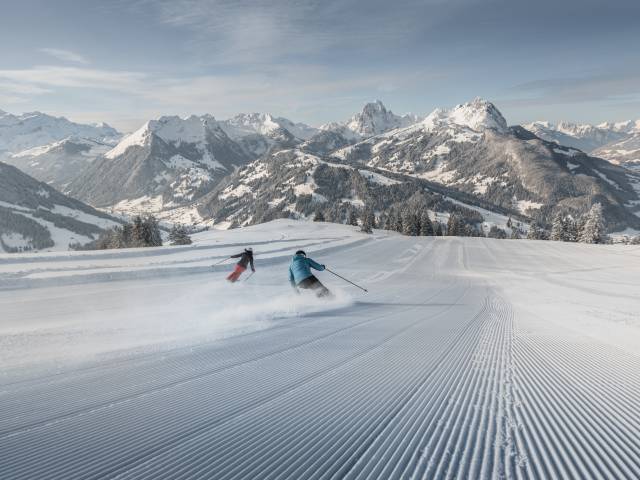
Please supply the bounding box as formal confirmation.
[105,123,150,159]
[567,161,580,171]
[0,232,29,250]
[358,169,401,186]
[553,147,580,156]
[105,115,222,160]
[155,204,213,227]
[0,200,30,211]
[418,160,457,184]
[110,195,164,214]
[220,113,318,140]
[0,109,120,154]
[13,209,95,249]
[219,184,252,200]
[1,220,640,478]
[594,170,621,190]
[423,98,507,133]
[165,154,197,169]
[468,174,497,194]
[11,142,57,158]
[340,197,365,207]
[447,196,522,234]
[0,201,116,251]
[515,199,544,214]
[293,183,314,196]
[152,115,213,145]
[50,204,119,230]
[608,227,640,242]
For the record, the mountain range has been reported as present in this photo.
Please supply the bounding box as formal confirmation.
[524,119,640,171]
[1,100,639,250]
[0,109,120,156]
[200,98,640,233]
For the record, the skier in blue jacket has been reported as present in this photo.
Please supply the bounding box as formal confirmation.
[289,250,331,298]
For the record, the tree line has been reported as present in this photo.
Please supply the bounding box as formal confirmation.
[314,198,633,244]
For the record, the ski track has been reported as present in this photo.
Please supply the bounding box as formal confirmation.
[1,224,639,479]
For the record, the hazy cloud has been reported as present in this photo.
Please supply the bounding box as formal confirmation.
[504,69,640,107]
[39,48,89,64]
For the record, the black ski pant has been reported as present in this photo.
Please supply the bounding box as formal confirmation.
[298,275,331,298]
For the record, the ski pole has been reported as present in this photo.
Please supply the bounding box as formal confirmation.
[211,257,231,267]
[325,268,368,292]
[244,271,255,282]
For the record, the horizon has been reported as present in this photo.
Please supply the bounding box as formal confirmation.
[2,96,639,135]
[1,0,639,132]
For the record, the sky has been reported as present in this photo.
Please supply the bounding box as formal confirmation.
[0,0,639,132]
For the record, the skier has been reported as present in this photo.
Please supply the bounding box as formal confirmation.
[227,247,255,283]
[289,250,331,298]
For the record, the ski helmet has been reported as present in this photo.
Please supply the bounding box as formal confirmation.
[295,250,306,256]
[245,247,253,253]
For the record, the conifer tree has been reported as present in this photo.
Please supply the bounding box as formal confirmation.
[447,214,461,236]
[314,209,325,222]
[488,225,507,239]
[360,208,375,233]
[434,222,444,236]
[169,224,192,245]
[550,212,566,241]
[394,210,403,233]
[579,203,605,244]
[565,217,578,242]
[142,216,162,247]
[527,223,542,240]
[384,211,396,231]
[131,216,145,247]
[348,209,359,226]
[420,211,434,236]
[402,209,421,236]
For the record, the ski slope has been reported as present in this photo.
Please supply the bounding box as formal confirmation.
[1,220,640,479]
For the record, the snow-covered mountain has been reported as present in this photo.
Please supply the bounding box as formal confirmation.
[321,100,420,140]
[592,132,640,172]
[0,161,120,252]
[199,98,640,233]
[523,119,640,169]
[0,109,120,157]
[197,147,509,233]
[423,98,508,133]
[5,137,114,190]
[219,113,318,141]
[66,115,252,224]
[218,113,318,157]
[335,100,640,231]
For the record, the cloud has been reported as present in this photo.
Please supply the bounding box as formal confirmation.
[503,69,640,107]
[130,0,455,66]
[0,62,434,127]
[0,81,52,95]
[0,66,146,91]
[40,48,89,64]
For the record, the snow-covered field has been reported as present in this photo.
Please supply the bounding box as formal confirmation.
[1,220,639,479]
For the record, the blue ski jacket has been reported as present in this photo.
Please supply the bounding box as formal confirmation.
[289,254,325,287]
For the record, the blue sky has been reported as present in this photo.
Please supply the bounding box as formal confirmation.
[1,0,639,131]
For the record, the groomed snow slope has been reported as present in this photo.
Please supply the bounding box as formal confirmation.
[1,220,639,479]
